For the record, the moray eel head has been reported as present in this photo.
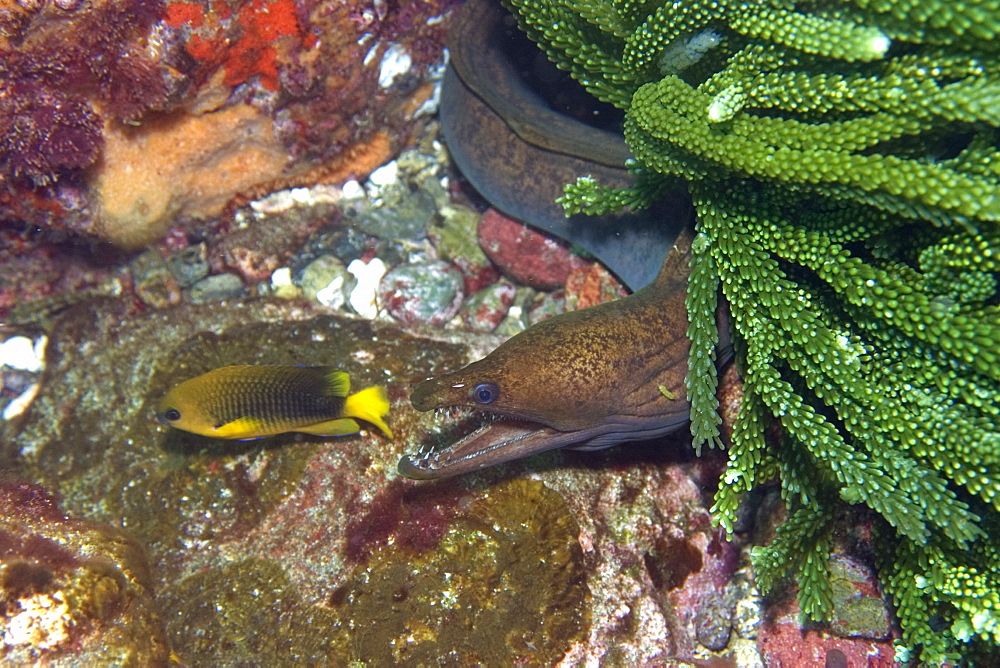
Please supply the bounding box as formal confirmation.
[401,235,705,480]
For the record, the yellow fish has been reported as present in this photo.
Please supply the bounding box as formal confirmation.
[156,365,393,440]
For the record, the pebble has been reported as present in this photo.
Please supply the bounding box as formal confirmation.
[188,273,245,303]
[527,290,566,325]
[564,263,627,311]
[166,243,209,288]
[379,261,465,327]
[826,553,893,640]
[345,183,437,241]
[269,267,301,299]
[300,255,350,307]
[290,225,371,279]
[477,209,588,290]
[494,287,535,338]
[347,258,387,319]
[694,592,734,651]
[429,204,500,294]
[460,280,516,332]
[0,335,45,372]
[132,249,182,308]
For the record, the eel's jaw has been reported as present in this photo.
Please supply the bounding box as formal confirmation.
[398,417,588,480]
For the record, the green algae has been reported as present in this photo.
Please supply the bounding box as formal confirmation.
[326,478,589,664]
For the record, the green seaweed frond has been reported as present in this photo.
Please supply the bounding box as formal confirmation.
[505,0,1000,661]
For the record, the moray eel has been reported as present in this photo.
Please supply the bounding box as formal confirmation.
[157,365,392,440]
[399,228,731,479]
[440,0,689,290]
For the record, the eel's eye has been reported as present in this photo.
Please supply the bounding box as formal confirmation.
[164,408,182,422]
[472,382,499,405]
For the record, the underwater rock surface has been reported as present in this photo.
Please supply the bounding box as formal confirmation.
[0,293,802,664]
[0,476,168,665]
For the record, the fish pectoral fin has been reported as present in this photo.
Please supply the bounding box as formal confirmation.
[297,418,361,437]
[212,416,270,439]
[343,386,394,439]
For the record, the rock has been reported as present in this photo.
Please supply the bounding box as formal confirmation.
[188,273,245,303]
[379,261,465,327]
[132,249,182,308]
[2,294,758,665]
[0,476,168,664]
[565,262,627,311]
[166,243,210,288]
[300,255,350,308]
[430,204,500,294]
[477,209,588,290]
[756,558,897,667]
[460,280,516,332]
[211,200,335,283]
[93,105,292,248]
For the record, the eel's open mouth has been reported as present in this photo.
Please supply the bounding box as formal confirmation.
[398,411,563,480]
[398,405,599,480]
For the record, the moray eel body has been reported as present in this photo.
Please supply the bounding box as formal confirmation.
[157,365,392,440]
[399,229,730,479]
[440,0,690,290]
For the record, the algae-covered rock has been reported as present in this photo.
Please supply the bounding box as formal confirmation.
[327,478,588,664]
[1,293,767,663]
[2,297,466,585]
[0,476,168,665]
[160,558,337,664]
[159,480,588,666]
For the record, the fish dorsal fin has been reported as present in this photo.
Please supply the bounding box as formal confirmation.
[652,225,695,290]
[322,369,351,397]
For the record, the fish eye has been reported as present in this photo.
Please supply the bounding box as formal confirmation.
[164,408,181,422]
[472,383,499,405]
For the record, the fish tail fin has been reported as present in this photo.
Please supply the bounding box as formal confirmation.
[323,369,351,397]
[343,385,393,439]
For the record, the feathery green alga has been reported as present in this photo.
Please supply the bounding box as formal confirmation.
[504,0,1000,662]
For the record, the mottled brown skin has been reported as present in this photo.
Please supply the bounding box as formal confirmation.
[400,229,728,479]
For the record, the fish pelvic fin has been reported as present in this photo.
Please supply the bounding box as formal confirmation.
[323,369,351,397]
[343,385,393,438]
[298,418,361,437]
